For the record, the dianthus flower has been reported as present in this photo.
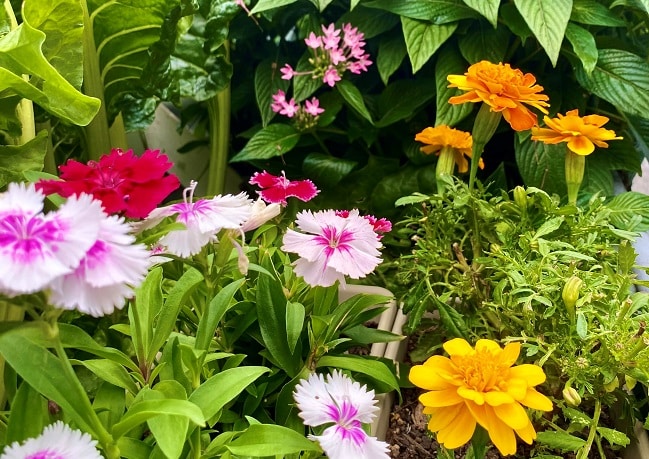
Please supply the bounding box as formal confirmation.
[138,181,252,257]
[294,370,390,459]
[334,210,391,238]
[1,421,102,459]
[530,109,622,156]
[409,338,553,456]
[249,170,319,205]
[415,125,481,173]
[37,149,180,219]
[282,209,382,287]
[447,61,550,131]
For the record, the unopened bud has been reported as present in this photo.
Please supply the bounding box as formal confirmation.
[513,186,527,211]
[562,276,583,319]
[562,386,582,407]
[604,376,618,392]
[625,375,637,391]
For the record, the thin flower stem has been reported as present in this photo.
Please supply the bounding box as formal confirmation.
[576,399,601,459]
[206,42,231,196]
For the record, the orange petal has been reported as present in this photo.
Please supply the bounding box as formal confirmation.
[503,106,537,131]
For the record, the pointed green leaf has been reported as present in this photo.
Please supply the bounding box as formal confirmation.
[606,191,649,231]
[377,33,407,85]
[571,0,626,26]
[302,153,357,187]
[0,130,48,188]
[75,359,139,395]
[227,424,320,455]
[316,355,399,392]
[435,47,473,126]
[230,124,301,162]
[336,80,374,123]
[513,0,572,66]
[250,0,298,14]
[130,267,164,366]
[402,17,457,73]
[285,301,305,354]
[6,382,46,444]
[112,399,205,440]
[462,0,500,27]
[515,132,566,196]
[564,23,598,75]
[536,431,586,451]
[597,427,630,447]
[195,279,245,352]
[458,21,510,64]
[376,78,436,127]
[364,0,479,23]
[255,59,289,127]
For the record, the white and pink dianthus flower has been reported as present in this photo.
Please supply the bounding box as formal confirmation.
[0,421,102,459]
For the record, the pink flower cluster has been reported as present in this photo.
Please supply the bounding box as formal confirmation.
[271,90,325,130]
[281,23,372,87]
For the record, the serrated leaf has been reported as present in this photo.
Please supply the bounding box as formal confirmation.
[564,23,598,75]
[562,406,591,426]
[597,427,630,447]
[536,431,587,451]
[514,0,572,66]
[571,0,626,26]
[458,21,510,64]
[606,191,649,231]
[515,133,567,196]
[376,79,436,127]
[500,3,533,42]
[402,17,457,73]
[230,124,301,162]
[292,53,322,102]
[250,0,297,14]
[575,49,649,118]
[302,153,357,187]
[377,34,407,85]
[462,0,500,27]
[255,60,289,127]
[625,114,649,160]
[533,217,564,239]
[364,0,480,22]
[395,193,431,206]
[435,47,473,126]
[336,80,374,123]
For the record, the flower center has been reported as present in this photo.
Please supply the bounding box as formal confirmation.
[26,450,65,459]
[327,399,366,446]
[455,349,507,392]
[0,214,65,264]
[319,225,354,249]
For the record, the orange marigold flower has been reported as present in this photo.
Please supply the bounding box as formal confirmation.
[530,109,622,156]
[447,61,550,132]
[409,338,553,456]
[414,125,482,173]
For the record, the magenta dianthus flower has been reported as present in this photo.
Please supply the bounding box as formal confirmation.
[250,170,319,205]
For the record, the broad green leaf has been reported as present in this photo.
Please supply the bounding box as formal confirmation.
[513,0,572,66]
[371,164,437,214]
[364,0,480,23]
[435,47,473,126]
[255,59,289,127]
[112,399,204,439]
[564,23,598,75]
[292,53,323,102]
[533,217,564,239]
[624,115,649,162]
[571,0,626,26]
[23,0,84,89]
[302,153,357,187]
[377,33,407,85]
[0,22,99,124]
[188,366,269,421]
[536,431,586,451]
[499,2,533,43]
[308,0,335,11]
[435,296,470,339]
[576,312,587,338]
[575,49,649,118]
[94,382,126,431]
[336,80,374,123]
[146,382,190,459]
[285,301,305,354]
[606,191,649,231]
[117,437,153,459]
[376,78,436,127]
[402,17,457,73]
[316,355,399,392]
[6,382,46,444]
[250,0,298,14]
[230,124,301,162]
[462,0,500,27]
[195,279,245,352]
[130,267,164,367]
[227,424,320,455]
[75,359,139,395]
[0,130,48,188]
[458,21,510,64]
[340,5,400,39]
[515,132,567,196]
[597,427,630,447]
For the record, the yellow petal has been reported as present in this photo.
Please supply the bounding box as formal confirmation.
[475,339,501,354]
[500,342,521,367]
[458,386,485,405]
[436,404,477,450]
[443,338,473,356]
[426,404,463,432]
[515,419,537,444]
[508,365,546,386]
[520,388,553,411]
[485,412,518,456]
[419,388,463,407]
[465,400,491,429]
[409,365,455,391]
[484,390,515,406]
[567,136,595,155]
[506,378,528,401]
[493,402,530,430]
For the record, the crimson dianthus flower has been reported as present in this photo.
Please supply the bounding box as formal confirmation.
[37,149,180,219]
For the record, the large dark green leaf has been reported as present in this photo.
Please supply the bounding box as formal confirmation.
[458,21,510,64]
[564,23,598,75]
[571,0,626,26]
[402,17,457,73]
[435,47,473,126]
[255,59,289,127]
[302,153,357,187]
[0,130,48,188]
[364,0,480,23]
[376,79,436,127]
[625,113,649,160]
[606,192,649,231]
[514,0,572,66]
[462,0,500,27]
[377,34,407,85]
[515,132,567,196]
[575,49,649,118]
[336,80,374,123]
[230,124,301,162]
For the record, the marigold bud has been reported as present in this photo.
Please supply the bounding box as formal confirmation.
[604,376,618,392]
[562,385,582,407]
[513,186,527,211]
[625,375,637,391]
[562,276,582,319]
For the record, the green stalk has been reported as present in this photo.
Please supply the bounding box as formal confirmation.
[80,0,113,160]
[565,150,585,205]
[468,104,501,192]
[435,146,456,194]
[206,88,231,196]
[576,399,601,459]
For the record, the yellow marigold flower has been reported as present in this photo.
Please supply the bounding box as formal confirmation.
[414,125,482,173]
[530,109,622,156]
[447,61,550,132]
[409,338,553,456]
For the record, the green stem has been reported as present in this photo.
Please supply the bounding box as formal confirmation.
[206,42,231,196]
[565,150,585,205]
[436,146,456,194]
[468,104,501,192]
[80,0,113,160]
[576,399,601,459]
[36,120,58,175]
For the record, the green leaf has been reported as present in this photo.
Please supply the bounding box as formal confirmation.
[255,59,289,127]
[500,3,533,42]
[458,21,510,64]
[376,79,436,127]
[230,124,301,162]
[513,0,572,66]
[195,279,245,352]
[606,191,649,231]
[435,47,473,126]
[536,431,587,451]
[515,132,567,196]
[597,427,630,447]
[402,17,457,73]
[145,382,190,459]
[292,52,322,103]
[250,0,298,14]
[0,130,48,188]
[188,366,270,421]
[571,0,626,26]
[316,355,400,392]
[285,301,305,354]
[576,312,587,339]
[462,0,500,27]
[23,0,85,89]
[624,115,649,163]
[75,359,139,395]
[112,399,205,440]
[377,33,407,85]
[130,267,164,367]
[564,23,598,75]
[436,296,470,339]
[227,424,320,455]
[336,80,374,123]
[575,49,649,118]
[533,216,564,239]
[0,21,99,125]
[302,153,357,187]
[6,382,46,444]
[364,0,480,23]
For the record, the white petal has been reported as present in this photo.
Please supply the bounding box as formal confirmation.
[0,421,102,459]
